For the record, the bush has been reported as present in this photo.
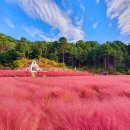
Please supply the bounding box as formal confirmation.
[116,65,128,73]
[0,64,4,69]
[48,60,58,67]
[13,58,28,69]
[127,69,130,75]
[87,67,105,74]
[58,63,66,68]
[39,58,49,65]
[107,67,117,75]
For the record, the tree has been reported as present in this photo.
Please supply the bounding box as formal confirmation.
[99,43,115,69]
[35,41,47,58]
[58,37,68,63]
[75,46,84,67]
[0,33,130,73]
[30,44,41,59]
[0,49,20,67]
[15,37,30,59]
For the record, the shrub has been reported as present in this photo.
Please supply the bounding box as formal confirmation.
[13,58,28,69]
[116,65,128,73]
[127,69,130,75]
[0,64,4,69]
[107,67,117,75]
[58,63,66,68]
[48,60,58,67]
[39,57,49,65]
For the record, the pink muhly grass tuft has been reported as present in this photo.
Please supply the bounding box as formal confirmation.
[0,76,130,129]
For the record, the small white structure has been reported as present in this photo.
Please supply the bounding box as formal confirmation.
[26,60,42,72]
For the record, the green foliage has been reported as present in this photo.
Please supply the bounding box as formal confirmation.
[13,58,28,69]
[116,65,128,73]
[87,67,105,74]
[58,37,68,63]
[0,33,130,74]
[0,49,20,67]
[0,33,17,48]
[48,60,58,67]
[0,64,4,69]
[39,57,49,64]
[127,69,130,75]
[58,63,66,68]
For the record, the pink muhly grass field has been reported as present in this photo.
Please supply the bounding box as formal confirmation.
[0,75,130,130]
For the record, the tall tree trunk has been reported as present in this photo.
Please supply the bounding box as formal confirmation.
[93,59,96,68]
[104,55,107,69]
[63,50,65,63]
[75,58,76,67]
[79,59,80,68]
[27,51,29,59]
[72,56,74,67]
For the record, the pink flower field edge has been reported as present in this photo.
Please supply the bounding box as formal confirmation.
[0,70,93,77]
[0,75,130,130]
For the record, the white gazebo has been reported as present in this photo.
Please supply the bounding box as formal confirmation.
[26,60,42,72]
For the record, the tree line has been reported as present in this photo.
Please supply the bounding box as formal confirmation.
[0,33,130,73]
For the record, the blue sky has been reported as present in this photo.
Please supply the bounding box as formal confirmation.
[0,0,130,43]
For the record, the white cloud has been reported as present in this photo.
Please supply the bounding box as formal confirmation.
[93,22,98,29]
[75,16,84,27]
[78,0,85,13]
[106,0,130,36]
[5,0,84,42]
[23,26,41,37]
[96,0,100,4]
[4,18,15,29]
[79,3,85,13]
[23,26,60,41]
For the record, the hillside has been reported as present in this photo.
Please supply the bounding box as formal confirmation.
[0,33,130,74]
[12,58,67,71]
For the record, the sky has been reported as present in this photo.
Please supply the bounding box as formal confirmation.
[0,0,130,43]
